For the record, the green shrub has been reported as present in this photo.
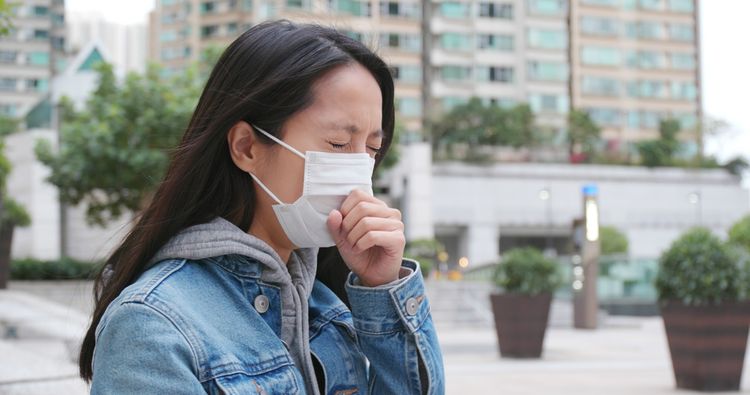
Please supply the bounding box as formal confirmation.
[728,215,750,253]
[10,257,100,280]
[493,247,561,295]
[600,226,628,255]
[655,227,741,305]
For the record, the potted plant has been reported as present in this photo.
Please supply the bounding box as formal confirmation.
[656,227,749,392]
[489,247,561,358]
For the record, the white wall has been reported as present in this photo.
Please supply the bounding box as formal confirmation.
[5,129,61,260]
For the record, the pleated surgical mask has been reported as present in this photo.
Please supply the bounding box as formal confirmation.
[247,125,376,248]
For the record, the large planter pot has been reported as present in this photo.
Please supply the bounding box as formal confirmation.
[489,292,552,358]
[661,300,750,392]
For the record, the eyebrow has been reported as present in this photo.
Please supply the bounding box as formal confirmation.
[330,122,383,138]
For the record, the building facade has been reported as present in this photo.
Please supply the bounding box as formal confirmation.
[569,0,701,154]
[0,0,65,119]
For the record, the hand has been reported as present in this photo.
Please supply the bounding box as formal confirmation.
[326,189,405,287]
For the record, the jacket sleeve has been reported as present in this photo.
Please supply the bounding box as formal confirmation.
[344,259,445,395]
[91,301,206,394]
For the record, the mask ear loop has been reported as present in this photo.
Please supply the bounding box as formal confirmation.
[248,171,285,205]
[252,124,306,160]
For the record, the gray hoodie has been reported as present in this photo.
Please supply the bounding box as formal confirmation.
[144,216,321,395]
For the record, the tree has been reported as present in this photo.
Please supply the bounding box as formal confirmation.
[599,226,629,255]
[431,97,538,160]
[567,109,601,163]
[637,118,681,168]
[723,156,749,176]
[35,62,204,226]
[0,0,14,36]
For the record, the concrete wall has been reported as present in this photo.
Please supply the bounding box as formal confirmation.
[392,143,749,267]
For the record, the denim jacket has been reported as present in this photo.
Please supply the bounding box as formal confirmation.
[90,217,445,394]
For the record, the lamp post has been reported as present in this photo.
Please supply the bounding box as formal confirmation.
[573,184,600,329]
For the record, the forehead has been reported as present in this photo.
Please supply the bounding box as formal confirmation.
[306,63,383,127]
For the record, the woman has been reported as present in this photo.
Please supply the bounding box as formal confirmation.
[78,20,445,394]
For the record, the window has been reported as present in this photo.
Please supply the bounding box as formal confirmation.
[27,78,48,92]
[28,52,49,66]
[675,112,697,129]
[0,78,17,92]
[529,94,568,114]
[669,0,693,12]
[0,51,17,64]
[227,23,238,34]
[243,0,253,10]
[581,46,620,66]
[477,34,513,51]
[398,97,422,117]
[527,28,567,49]
[442,97,469,111]
[33,29,49,40]
[628,110,661,128]
[0,103,18,116]
[52,36,64,50]
[527,0,566,15]
[441,66,471,81]
[478,2,513,19]
[380,1,420,18]
[527,61,567,81]
[392,65,421,83]
[200,25,219,38]
[33,6,49,16]
[626,51,665,69]
[52,13,64,27]
[329,0,371,16]
[200,2,216,13]
[671,81,696,100]
[627,80,668,98]
[626,22,663,40]
[639,0,662,10]
[670,24,694,41]
[671,53,695,70]
[477,66,514,83]
[344,30,363,42]
[582,76,620,96]
[160,30,178,42]
[586,108,621,126]
[439,2,469,18]
[380,33,421,52]
[161,0,177,5]
[581,0,618,6]
[440,33,472,51]
[580,17,619,36]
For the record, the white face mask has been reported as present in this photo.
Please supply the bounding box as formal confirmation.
[247,125,376,248]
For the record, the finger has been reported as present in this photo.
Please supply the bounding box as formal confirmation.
[346,217,404,247]
[342,201,399,233]
[353,230,406,254]
[326,209,345,246]
[340,188,385,217]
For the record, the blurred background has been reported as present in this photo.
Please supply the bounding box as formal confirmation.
[0,0,748,393]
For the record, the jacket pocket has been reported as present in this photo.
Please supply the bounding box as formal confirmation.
[207,365,303,395]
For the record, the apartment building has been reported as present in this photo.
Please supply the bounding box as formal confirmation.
[148,0,700,146]
[0,0,65,119]
[569,0,701,152]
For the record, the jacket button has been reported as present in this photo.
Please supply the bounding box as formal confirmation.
[405,297,419,316]
[254,295,269,313]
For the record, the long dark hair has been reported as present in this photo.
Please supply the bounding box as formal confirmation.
[78,20,395,381]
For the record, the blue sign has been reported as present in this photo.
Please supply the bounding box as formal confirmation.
[582,184,598,197]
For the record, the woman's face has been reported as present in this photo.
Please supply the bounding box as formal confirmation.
[233,62,384,251]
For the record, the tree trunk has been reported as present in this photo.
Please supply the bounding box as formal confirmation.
[0,220,15,289]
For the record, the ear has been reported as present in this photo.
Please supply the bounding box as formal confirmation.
[227,121,263,173]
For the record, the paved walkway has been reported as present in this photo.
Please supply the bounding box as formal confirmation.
[0,280,748,394]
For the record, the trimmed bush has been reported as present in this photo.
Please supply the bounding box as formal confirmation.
[728,215,750,253]
[600,226,629,255]
[656,227,741,305]
[11,257,101,280]
[493,247,561,295]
